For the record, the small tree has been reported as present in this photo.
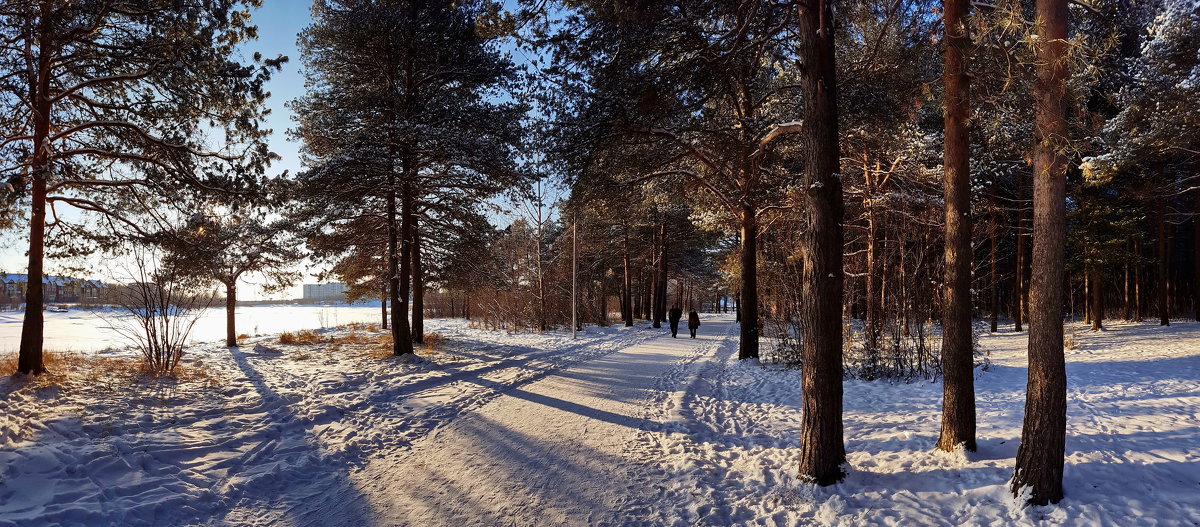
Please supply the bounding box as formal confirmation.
[106,248,216,376]
[160,210,301,347]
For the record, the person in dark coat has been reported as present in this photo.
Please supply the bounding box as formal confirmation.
[687,310,700,338]
[668,306,683,338]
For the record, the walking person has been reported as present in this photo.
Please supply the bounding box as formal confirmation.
[668,305,683,338]
[688,309,700,338]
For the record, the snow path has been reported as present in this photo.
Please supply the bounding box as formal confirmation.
[295,316,739,526]
[4,316,1199,526]
[0,318,668,526]
[611,321,1200,526]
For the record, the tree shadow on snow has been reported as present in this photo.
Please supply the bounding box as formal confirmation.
[224,345,376,526]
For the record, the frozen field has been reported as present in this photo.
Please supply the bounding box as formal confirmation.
[0,304,386,353]
[1,316,1198,526]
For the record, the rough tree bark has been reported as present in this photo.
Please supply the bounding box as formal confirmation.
[1122,255,1130,321]
[1157,195,1170,326]
[739,206,760,359]
[623,224,634,327]
[387,169,405,354]
[990,194,1000,333]
[1195,191,1200,321]
[225,283,238,347]
[412,222,424,344]
[796,0,846,485]
[16,20,53,375]
[937,0,977,453]
[1011,0,1068,504]
[393,174,415,356]
[1135,237,1143,321]
[1090,269,1104,331]
[656,223,669,324]
[1014,171,1026,332]
[381,281,388,330]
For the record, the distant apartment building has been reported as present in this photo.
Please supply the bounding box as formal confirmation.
[0,272,106,303]
[302,282,348,302]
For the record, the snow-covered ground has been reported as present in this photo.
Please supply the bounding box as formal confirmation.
[0,304,386,353]
[1,316,1198,526]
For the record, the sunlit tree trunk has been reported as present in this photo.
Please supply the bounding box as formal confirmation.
[17,15,53,375]
[796,0,846,486]
[938,0,977,452]
[1012,0,1068,504]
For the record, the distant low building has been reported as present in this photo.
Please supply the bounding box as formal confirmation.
[302,282,348,302]
[0,272,107,303]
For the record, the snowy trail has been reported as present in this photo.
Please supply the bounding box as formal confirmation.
[613,321,1200,526]
[298,316,739,526]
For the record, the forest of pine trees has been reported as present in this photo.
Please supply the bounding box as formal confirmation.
[1,0,1198,510]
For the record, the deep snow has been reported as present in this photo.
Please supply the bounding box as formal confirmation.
[1,315,1198,526]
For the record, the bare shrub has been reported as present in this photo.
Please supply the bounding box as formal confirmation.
[103,248,216,376]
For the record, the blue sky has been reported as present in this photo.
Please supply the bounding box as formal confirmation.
[247,0,311,182]
[0,2,311,277]
[0,1,553,297]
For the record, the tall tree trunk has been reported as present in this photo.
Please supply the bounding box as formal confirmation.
[651,234,662,328]
[656,223,669,324]
[381,280,388,330]
[623,225,634,327]
[387,172,405,355]
[17,25,53,375]
[411,221,424,344]
[1083,271,1091,324]
[537,217,547,333]
[1157,195,1170,326]
[1090,269,1104,331]
[739,206,760,360]
[1194,191,1200,321]
[938,0,977,452]
[225,282,238,347]
[865,203,881,350]
[394,176,415,356]
[796,0,846,485]
[1012,0,1068,504]
[990,205,999,332]
[1135,237,1143,321]
[1014,177,1026,332]
[1122,255,1130,321]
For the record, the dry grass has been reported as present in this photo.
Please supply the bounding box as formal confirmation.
[279,329,323,345]
[328,330,375,345]
[0,350,218,394]
[421,332,446,353]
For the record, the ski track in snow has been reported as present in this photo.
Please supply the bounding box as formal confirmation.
[2,316,1199,526]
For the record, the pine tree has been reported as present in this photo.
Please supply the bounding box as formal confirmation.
[0,0,280,374]
[293,0,526,356]
[938,0,977,453]
[795,0,847,486]
[1012,0,1070,504]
